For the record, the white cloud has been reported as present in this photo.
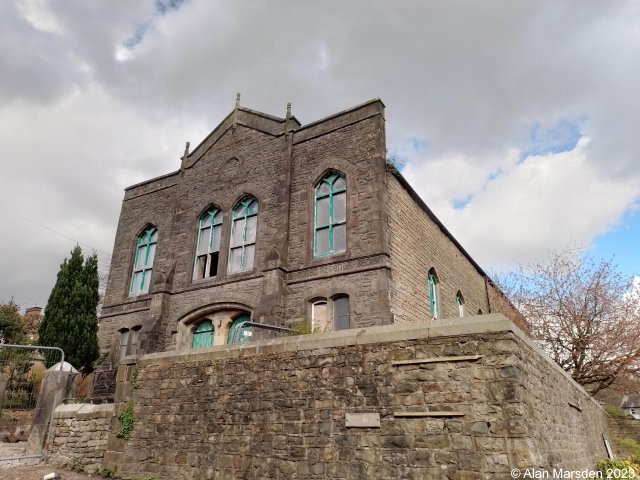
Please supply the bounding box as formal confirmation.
[405,138,639,269]
[1,0,639,308]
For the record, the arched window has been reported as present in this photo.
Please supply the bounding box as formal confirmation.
[311,300,329,332]
[428,269,440,319]
[192,320,214,348]
[228,314,252,344]
[456,291,465,317]
[333,295,351,331]
[130,226,158,296]
[194,207,222,280]
[314,173,346,257]
[118,326,141,359]
[309,295,351,332]
[118,329,129,360]
[228,197,258,273]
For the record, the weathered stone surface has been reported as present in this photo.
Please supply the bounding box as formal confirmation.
[50,319,611,479]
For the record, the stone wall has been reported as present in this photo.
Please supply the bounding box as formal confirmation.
[48,403,114,472]
[102,314,610,479]
[385,170,527,331]
[607,417,640,444]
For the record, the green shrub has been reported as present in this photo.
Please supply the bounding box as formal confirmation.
[605,405,626,417]
[615,438,640,464]
[115,401,135,439]
[596,458,640,479]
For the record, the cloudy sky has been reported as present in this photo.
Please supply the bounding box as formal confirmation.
[1,0,638,310]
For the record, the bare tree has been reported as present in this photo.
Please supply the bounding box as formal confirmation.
[500,246,640,395]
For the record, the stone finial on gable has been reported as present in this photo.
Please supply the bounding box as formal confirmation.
[183,141,190,158]
[235,92,241,109]
[286,102,292,120]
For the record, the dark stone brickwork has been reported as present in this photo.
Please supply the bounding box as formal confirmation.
[102,316,609,479]
[97,98,524,384]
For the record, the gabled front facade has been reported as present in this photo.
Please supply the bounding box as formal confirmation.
[96,98,525,397]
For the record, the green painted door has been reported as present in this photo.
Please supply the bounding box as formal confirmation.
[228,314,252,344]
[192,320,214,348]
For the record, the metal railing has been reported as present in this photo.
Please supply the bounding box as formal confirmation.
[230,322,293,345]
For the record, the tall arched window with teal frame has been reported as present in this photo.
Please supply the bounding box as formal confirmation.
[194,207,223,280]
[314,173,346,257]
[228,197,258,274]
[129,226,158,296]
[428,269,440,319]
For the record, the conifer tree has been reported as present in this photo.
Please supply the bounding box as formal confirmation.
[39,246,100,370]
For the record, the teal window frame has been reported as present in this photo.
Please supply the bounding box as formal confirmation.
[194,207,223,280]
[228,198,258,274]
[129,226,158,296]
[314,173,346,257]
[456,291,465,317]
[192,320,214,348]
[428,270,439,319]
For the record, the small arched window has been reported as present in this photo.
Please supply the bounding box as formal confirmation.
[192,320,214,348]
[314,173,346,257]
[311,300,329,332]
[130,226,158,296]
[118,326,141,359]
[309,295,351,332]
[118,329,129,360]
[333,295,351,331]
[456,291,465,317]
[228,198,258,274]
[194,207,222,280]
[228,314,252,344]
[428,269,440,319]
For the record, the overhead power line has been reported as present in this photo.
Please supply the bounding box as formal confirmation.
[0,205,113,261]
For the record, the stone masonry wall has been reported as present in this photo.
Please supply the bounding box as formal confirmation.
[49,403,114,472]
[385,170,527,331]
[607,417,640,444]
[385,171,490,322]
[102,314,610,479]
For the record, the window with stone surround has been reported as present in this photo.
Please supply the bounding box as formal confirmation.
[118,326,141,359]
[228,197,258,274]
[456,291,465,317]
[129,226,158,296]
[311,300,329,332]
[310,295,350,331]
[194,207,223,280]
[428,269,440,319]
[192,320,214,348]
[314,173,346,257]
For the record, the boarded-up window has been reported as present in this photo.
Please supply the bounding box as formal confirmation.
[334,296,350,331]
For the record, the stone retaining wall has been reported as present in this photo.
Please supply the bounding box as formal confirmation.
[607,417,640,444]
[48,403,114,471]
[101,314,610,479]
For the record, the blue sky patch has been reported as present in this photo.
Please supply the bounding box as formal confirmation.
[156,0,187,15]
[521,116,585,159]
[591,207,640,279]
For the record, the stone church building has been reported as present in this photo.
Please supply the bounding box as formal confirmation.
[97,98,525,389]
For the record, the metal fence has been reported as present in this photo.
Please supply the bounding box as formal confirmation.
[230,321,293,344]
[0,344,65,465]
[0,344,64,412]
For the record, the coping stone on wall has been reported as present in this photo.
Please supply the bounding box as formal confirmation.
[135,313,601,411]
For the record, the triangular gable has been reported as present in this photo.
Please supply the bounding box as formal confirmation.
[183,107,302,170]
